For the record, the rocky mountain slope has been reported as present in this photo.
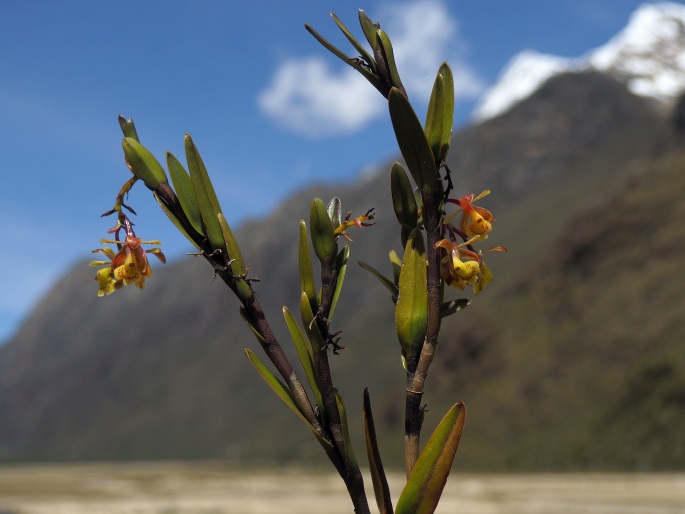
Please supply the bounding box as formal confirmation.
[0,70,682,470]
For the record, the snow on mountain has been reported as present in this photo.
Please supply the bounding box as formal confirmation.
[473,2,685,122]
[472,51,580,121]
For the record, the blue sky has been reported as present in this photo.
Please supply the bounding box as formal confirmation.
[0,0,672,343]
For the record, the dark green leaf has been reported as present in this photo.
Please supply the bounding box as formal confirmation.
[185,134,225,252]
[299,221,318,314]
[440,298,471,318]
[358,260,399,302]
[300,291,325,356]
[310,198,337,262]
[244,349,334,452]
[153,192,200,251]
[328,245,349,321]
[283,307,326,425]
[166,152,203,236]
[424,63,454,163]
[388,88,440,195]
[376,29,405,95]
[331,11,376,74]
[391,162,418,228]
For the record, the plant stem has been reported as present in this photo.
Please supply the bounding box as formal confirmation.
[404,190,443,475]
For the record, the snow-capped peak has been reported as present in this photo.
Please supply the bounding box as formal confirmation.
[473,2,685,122]
[472,50,580,121]
[588,2,685,101]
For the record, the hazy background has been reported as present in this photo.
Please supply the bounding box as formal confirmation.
[0,0,660,343]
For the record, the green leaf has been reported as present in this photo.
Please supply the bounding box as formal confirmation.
[396,403,466,514]
[166,152,204,237]
[424,63,454,163]
[185,134,225,252]
[391,162,418,228]
[363,389,393,514]
[335,391,358,470]
[244,349,334,452]
[239,306,267,346]
[440,298,470,318]
[218,213,251,301]
[153,192,201,251]
[283,307,326,425]
[357,10,377,50]
[122,137,168,190]
[327,197,343,232]
[331,11,376,74]
[300,291,326,356]
[358,260,399,303]
[388,88,441,195]
[328,245,349,321]
[376,29,405,95]
[304,23,381,93]
[395,228,428,365]
[389,250,402,286]
[310,198,337,262]
[118,115,139,141]
[299,221,318,314]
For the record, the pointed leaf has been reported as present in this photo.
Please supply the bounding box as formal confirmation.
[396,403,466,514]
[395,228,428,364]
[358,9,379,54]
[335,391,359,470]
[440,298,471,318]
[122,137,168,190]
[328,245,349,321]
[185,134,225,252]
[299,221,318,314]
[239,306,267,346]
[304,23,381,92]
[388,88,440,195]
[424,63,454,163]
[331,11,376,73]
[310,198,337,262]
[391,162,418,228]
[217,213,251,301]
[153,192,201,251]
[118,115,139,141]
[300,291,326,356]
[376,29,405,95]
[358,260,399,302]
[389,250,402,286]
[364,389,394,514]
[327,197,343,232]
[283,307,326,425]
[245,349,334,452]
[166,152,204,236]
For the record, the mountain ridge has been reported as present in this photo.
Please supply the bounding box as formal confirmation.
[2,69,682,470]
[474,1,685,121]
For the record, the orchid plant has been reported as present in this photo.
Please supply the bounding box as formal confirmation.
[91,9,505,514]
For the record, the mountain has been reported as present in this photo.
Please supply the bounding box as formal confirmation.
[474,2,685,121]
[2,67,682,470]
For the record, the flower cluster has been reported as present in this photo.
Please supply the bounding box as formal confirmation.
[436,190,505,294]
[90,216,165,297]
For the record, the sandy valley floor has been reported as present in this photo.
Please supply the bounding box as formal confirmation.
[0,462,684,513]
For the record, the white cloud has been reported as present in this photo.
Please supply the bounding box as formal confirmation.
[258,58,384,138]
[258,0,485,138]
